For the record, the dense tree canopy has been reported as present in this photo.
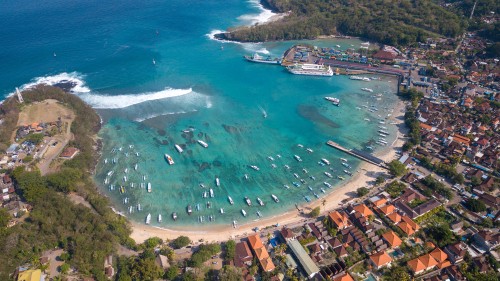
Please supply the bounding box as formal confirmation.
[220,0,466,46]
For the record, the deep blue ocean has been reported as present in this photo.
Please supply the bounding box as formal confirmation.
[0,0,400,229]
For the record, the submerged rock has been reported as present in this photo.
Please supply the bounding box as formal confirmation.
[115,125,121,130]
[213,160,222,167]
[222,124,239,134]
[199,162,210,172]
[158,129,166,136]
[297,105,339,128]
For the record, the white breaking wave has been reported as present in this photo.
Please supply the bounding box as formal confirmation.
[134,109,198,122]
[14,72,91,94]
[80,88,193,109]
[238,0,276,25]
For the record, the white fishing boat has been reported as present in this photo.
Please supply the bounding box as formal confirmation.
[174,144,183,153]
[257,197,264,206]
[283,184,290,189]
[306,148,314,153]
[137,203,142,211]
[123,176,127,182]
[128,206,134,214]
[321,158,330,165]
[134,163,138,170]
[297,144,304,148]
[233,220,238,228]
[228,196,234,205]
[197,140,208,148]
[361,88,374,92]
[271,164,277,168]
[294,155,302,162]
[158,214,162,223]
[276,154,282,158]
[147,182,152,193]
[164,154,174,165]
[172,212,177,220]
[203,191,207,198]
[215,177,220,187]
[124,168,128,174]
[267,156,274,161]
[344,170,352,176]
[145,213,151,224]
[324,182,331,188]
[321,188,326,193]
[272,194,279,203]
[293,173,299,179]
[337,175,345,180]
[340,158,348,162]
[244,174,249,180]
[303,168,308,174]
[241,209,247,217]
[245,196,252,206]
[256,211,262,218]
[107,170,114,176]
[220,208,224,214]
[324,172,333,178]
[209,188,214,198]
[104,158,108,164]
[250,165,260,171]
[284,165,290,169]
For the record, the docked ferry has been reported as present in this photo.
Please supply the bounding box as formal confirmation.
[286,63,334,77]
[164,154,174,165]
[244,53,281,65]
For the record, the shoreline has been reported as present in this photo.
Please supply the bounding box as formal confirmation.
[129,98,407,243]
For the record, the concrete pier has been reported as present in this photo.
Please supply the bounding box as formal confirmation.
[326,140,388,169]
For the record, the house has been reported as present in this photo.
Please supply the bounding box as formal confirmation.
[381,231,402,249]
[430,248,451,269]
[379,204,396,216]
[473,230,500,252]
[17,269,45,281]
[472,257,491,273]
[333,273,354,281]
[155,255,170,270]
[477,193,499,209]
[397,215,420,236]
[234,241,253,268]
[279,227,296,242]
[369,251,392,270]
[444,242,467,264]
[408,254,438,275]
[247,235,275,272]
[333,245,348,258]
[328,211,351,229]
[59,147,79,159]
[353,204,374,218]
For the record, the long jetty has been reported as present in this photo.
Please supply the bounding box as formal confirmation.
[326,140,388,169]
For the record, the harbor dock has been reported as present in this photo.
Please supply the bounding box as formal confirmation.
[326,140,388,169]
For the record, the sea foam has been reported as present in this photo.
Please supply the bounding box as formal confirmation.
[238,0,276,25]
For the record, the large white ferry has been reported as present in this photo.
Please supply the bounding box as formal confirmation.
[286,63,334,77]
[164,154,174,165]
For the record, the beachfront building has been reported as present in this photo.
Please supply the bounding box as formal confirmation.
[287,239,320,279]
[234,241,253,268]
[328,210,351,229]
[333,272,354,281]
[16,269,45,281]
[247,234,275,272]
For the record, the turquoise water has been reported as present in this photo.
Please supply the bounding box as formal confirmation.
[0,0,400,228]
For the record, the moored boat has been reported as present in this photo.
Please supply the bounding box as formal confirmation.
[174,144,183,153]
[287,63,334,76]
[245,196,252,206]
[241,209,247,217]
[257,197,264,206]
[197,140,208,148]
[228,196,234,205]
[145,213,151,224]
[164,154,174,165]
[250,165,260,171]
[209,188,214,198]
[321,158,330,165]
[215,177,220,187]
[294,155,302,162]
[147,182,152,193]
[172,212,177,221]
[187,205,192,215]
[272,194,279,203]
[158,214,162,223]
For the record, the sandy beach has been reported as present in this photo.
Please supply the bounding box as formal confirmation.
[130,99,407,244]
